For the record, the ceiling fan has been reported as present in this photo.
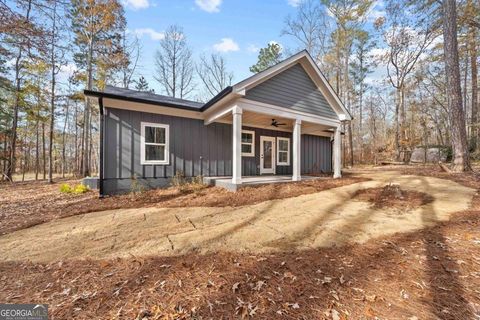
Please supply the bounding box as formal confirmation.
[271,119,287,127]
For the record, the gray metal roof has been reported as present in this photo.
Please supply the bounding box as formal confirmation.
[101,85,204,110]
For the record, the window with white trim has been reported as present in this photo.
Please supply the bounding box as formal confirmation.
[141,122,169,165]
[277,137,290,165]
[241,130,255,157]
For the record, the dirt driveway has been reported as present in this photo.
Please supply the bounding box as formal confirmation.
[0,171,475,263]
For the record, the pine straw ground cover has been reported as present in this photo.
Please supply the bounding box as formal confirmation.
[352,184,434,210]
[0,174,366,236]
[0,166,479,319]
[0,203,479,319]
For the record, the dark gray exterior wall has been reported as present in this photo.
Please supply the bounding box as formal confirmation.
[301,134,332,174]
[103,107,332,194]
[245,63,338,119]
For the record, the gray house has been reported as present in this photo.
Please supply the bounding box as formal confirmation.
[85,50,351,196]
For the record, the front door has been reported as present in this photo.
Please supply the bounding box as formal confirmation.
[260,136,276,174]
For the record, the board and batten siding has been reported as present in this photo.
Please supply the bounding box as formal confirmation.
[104,107,232,194]
[245,63,338,119]
[301,134,332,174]
[103,107,332,194]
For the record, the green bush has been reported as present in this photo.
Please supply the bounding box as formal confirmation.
[60,183,73,193]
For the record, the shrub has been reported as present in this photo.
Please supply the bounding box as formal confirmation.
[191,175,206,193]
[171,171,187,191]
[60,183,73,194]
[60,183,89,194]
[130,174,145,198]
[73,184,89,194]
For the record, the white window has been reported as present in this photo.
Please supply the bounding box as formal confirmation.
[241,130,255,157]
[277,137,290,166]
[140,122,169,165]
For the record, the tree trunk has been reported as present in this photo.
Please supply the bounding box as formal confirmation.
[8,55,22,180]
[469,21,478,151]
[35,118,39,180]
[82,37,94,177]
[42,122,46,180]
[394,88,400,160]
[7,0,32,180]
[48,0,57,183]
[442,0,471,171]
[74,102,78,175]
[62,101,69,178]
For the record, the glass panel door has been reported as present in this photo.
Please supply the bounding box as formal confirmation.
[263,140,272,169]
[260,136,275,174]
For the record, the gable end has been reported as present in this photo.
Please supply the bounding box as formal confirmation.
[244,63,338,120]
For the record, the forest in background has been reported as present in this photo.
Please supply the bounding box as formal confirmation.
[0,0,478,182]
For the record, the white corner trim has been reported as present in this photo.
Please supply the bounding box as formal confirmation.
[241,130,255,157]
[276,136,290,166]
[140,122,170,165]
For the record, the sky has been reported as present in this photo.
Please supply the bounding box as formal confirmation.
[124,0,306,94]
[121,0,387,97]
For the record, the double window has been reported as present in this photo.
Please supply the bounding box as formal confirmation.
[277,137,290,166]
[141,122,169,165]
[241,130,255,157]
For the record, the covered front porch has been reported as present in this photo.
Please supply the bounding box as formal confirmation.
[204,98,343,190]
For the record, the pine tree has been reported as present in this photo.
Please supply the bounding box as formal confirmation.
[135,76,154,92]
[70,0,126,177]
[249,43,283,73]
[442,0,471,171]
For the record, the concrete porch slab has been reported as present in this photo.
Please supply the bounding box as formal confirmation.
[203,175,326,191]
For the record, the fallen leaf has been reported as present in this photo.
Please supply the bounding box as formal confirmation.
[322,276,332,284]
[365,294,376,302]
[364,306,375,317]
[232,282,240,293]
[253,280,266,291]
[331,309,340,320]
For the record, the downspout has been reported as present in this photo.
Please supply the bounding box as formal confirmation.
[99,97,105,198]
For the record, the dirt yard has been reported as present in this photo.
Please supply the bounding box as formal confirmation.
[0,171,475,263]
[0,166,479,319]
[0,175,365,235]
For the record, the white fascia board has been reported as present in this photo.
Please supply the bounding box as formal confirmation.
[204,104,234,125]
[103,98,204,119]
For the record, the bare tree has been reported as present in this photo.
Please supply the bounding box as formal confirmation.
[196,54,233,99]
[377,0,436,161]
[281,0,329,66]
[118,29,140,89]
[442,0,471,171]
[154,25,195,99]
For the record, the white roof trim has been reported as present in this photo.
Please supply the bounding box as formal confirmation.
[232,50,352,121]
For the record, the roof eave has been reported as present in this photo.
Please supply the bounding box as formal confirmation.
[83,89,203,112]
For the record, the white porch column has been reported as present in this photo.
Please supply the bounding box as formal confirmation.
[232,106,243,184]
[333,125,342,178]
[292,119,302,181]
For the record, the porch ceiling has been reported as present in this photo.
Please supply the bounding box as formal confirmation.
[221,110,294,131]
[218,110,334,137]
